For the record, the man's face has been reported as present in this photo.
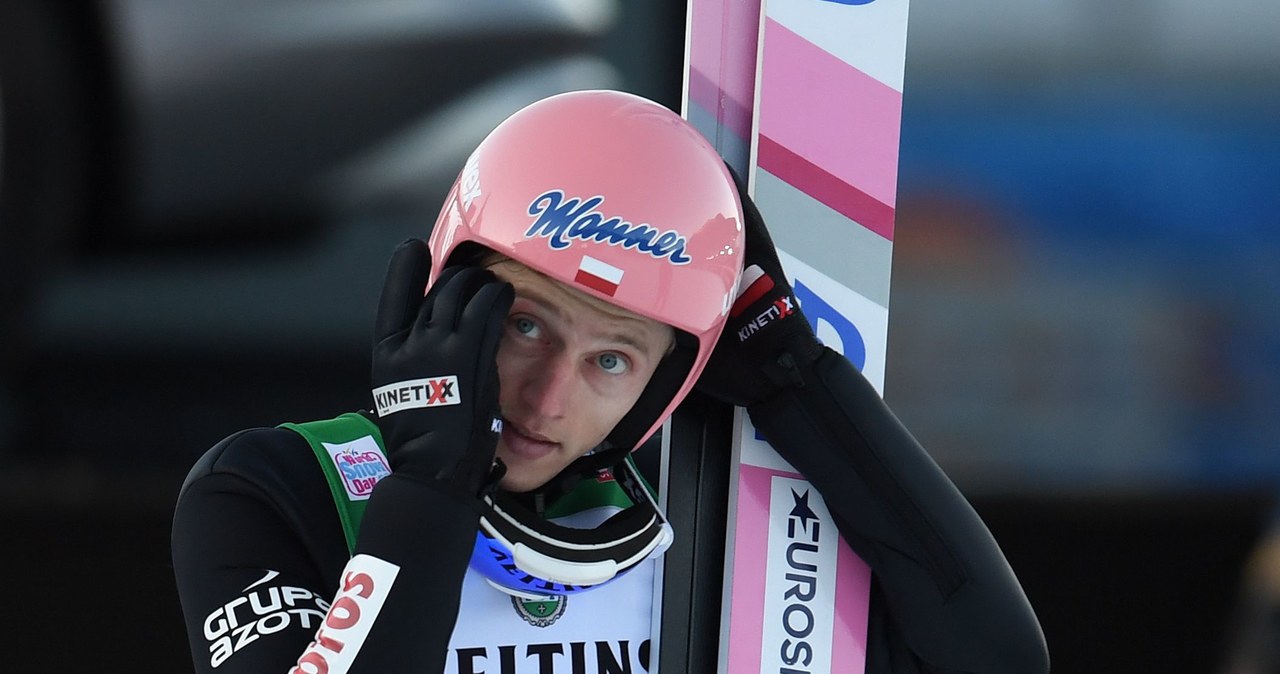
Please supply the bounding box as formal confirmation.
[486,260,674,492]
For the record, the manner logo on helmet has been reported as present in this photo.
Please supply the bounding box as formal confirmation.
[525,190,691,265]
[372,376,460,416]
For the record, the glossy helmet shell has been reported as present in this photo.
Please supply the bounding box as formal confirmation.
[427,89,744,452]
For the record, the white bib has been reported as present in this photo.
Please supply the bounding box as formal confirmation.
[443,505,657,674]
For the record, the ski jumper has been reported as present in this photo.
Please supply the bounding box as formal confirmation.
[173,352,1045,673]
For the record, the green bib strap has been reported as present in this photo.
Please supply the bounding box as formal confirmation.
[282,412,655,556]
[280,412,388,556]
[543,456,654,518]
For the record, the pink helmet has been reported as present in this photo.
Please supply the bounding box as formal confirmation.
[428,89,744,598]
[428,89,744,453]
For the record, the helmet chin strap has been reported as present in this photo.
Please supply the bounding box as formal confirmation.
[514,444,629,515]
[476,454,675,598]
[471,348,684,597]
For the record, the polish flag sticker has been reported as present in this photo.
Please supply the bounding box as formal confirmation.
[731,264,774,317]
[574,255,624,296]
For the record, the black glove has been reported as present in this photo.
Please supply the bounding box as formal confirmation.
[695,173,825,408]
[370,239,514,497]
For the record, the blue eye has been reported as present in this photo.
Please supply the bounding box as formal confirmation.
[597,352,629,375]
[513,316,539,337]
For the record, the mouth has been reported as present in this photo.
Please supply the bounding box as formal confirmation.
[500,419,560,461]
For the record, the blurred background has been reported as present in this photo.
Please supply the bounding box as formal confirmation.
[1,0,1277,671]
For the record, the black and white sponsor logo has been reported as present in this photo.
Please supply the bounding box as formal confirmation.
[451,638,650,674]
[372,376,461,416]
[202,570,331,669]
[779,489,821,673]
[763,478,839,674]
[737,296,795,342]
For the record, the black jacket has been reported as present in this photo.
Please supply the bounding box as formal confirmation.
[172,348,1047,673]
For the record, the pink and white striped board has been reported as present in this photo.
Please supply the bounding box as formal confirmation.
[682,1,911,672]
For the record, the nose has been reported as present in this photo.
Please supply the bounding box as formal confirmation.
[515,350,576,420]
